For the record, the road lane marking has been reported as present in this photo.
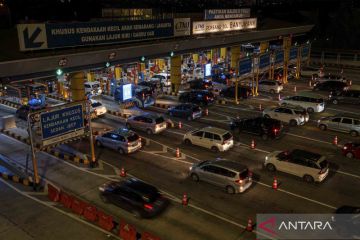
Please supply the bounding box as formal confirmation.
[0,178,121,239]
[327,108,360,115]
[284,132,340,146]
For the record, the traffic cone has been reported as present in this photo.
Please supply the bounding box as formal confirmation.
[250,139,256,149]
[178,121,182,129]
[120,167,126,177]
[205,108,209,116]
[272,177,278,190]
[176,148,180,158]
[259,104,262,111]
[182,193,188,206]
[246,218,253,232]
[294,85,297,92]
[333,136,338,145]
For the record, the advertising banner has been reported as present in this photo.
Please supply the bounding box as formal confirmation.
[289,46,298,61]
[205,9,251,20]
[192,18,257,35]
[17,19,174,51]
[174,18,191,37]
[239,57,252,76]
[301,45,310,60]
[275,50,284,65]
[259,53,271,69]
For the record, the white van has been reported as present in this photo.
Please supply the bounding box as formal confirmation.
[84,81,102,95]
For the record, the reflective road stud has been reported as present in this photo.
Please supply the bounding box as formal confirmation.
[246,219,253,232]
[333,136,338,145]
[272,177,278,190]
[176,148,180,158]
[120,167,126,177]
[182,193,188,206]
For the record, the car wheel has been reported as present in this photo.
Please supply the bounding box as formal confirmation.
[95,140,103,147]
[184,139,192,145]
[118,148,125,154]
[191,173,199,182]
[131,209,142,218]
[187,115,192,121]
[269,89,275,94]
[346,152,354,159]
[261,134,268,140]
[211,146,219,153]
[319,124,327,131]
[307,107,314,113]
[266,163,276,172]
[303,174,314,183]
[226,185,235,194]
[264,114,270,118]
[290,119,298,126]
[332,99,338,104]
[146,129,153,135]
[350,131,358,137]
[100,194,108,203]
[126,123,131,129]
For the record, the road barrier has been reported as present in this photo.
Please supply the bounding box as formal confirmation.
[83,205,98,222]
[71,197,86,215]
[0,98,21,109]
[142,232,161,240]
[98,211,115,232]
[119,221,137,240]
[47,183,60,202]
[0,169,34,187]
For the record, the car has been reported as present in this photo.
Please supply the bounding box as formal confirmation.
[300,66,324,78]
[314,74,350,85]
[95,129,142,154]
[99,178,169,218]
[263,104,309,126]
[183,127,234,152]
[126,113,167,135]
[134,85,153,98]
[189,160,252,194]
[179,90,215,106]
[150,73,171,87]
[138,81,160,93]
[230,116,284,140]
[317,114,360,137]
[167,103,202,121]
[342,142,360,159]
[187,79,213,90]
[15,105,45,120]
[329,89,360,105]
[84,81,102,95]
[313,81,348,92]
[264,149,329,183]
[219,86,252,99]
[90,99,107,117]
[280,94,325,113]
[258,80,283,94]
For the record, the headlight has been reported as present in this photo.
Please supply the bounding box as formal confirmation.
[189,166,193,171]
[265,156,268,161]
[343,146,347,150]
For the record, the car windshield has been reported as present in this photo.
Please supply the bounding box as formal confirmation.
[155,117,165,124]
[319,159,329,170]
[127,133,139,142]
[91,102,102,107]
[294,109,306,115]
[92,84,100,88]
[223,132,232,141]
[239,169,249,180]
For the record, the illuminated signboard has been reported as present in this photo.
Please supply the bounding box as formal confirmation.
[122,84,132,101]
[205,63,212,77]
[204,9,251,20]
[193,18,257,35]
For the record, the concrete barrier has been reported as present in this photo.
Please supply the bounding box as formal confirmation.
[0,115,16,130]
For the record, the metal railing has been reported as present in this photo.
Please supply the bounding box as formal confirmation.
[311,48,360,68]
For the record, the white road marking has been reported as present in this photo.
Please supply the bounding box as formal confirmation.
[214,104,258,112]
[166,130,185,136]
[0,178,121,239]
[140,150,193,164]
[285,132,342,146]
[327,108,360,115]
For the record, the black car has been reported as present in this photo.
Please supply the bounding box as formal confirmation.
[15,105,45,120]
[99,178,169,218]
[138,81,160,92]
[230,116,284,140]
[179,90,215,106]
[167,103,202,120]
[313,81,348,92]
[329,89,360,105]
[187,79,213,90]
[220,86,251,99]
[134,85,153,98]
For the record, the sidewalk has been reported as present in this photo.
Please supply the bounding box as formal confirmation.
[0,133,255,240]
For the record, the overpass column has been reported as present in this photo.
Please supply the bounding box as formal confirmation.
[192,54,199,64]
[260,42,269,54]
[296,47,301,79]
[220,48,227,62]
[115,66,122,81]
[70,72,85,102]
[230,46,241,71]
[170,55,182,93]
[283,36,291,84]
[86,72,94,82]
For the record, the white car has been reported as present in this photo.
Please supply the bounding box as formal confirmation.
[84,81,102,95]
[280,94,325,113]
[183,127,233,152]
[258,80,283,94]
[263,104,309,126]
[151,73,171,87]
[313,74,350,85]
[90,100,107,117]
[193,67,204,80]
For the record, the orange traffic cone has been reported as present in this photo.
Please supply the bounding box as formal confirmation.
[120,167,126,177]
[205,108,209,116]
[246,218,253,232]
[294,85,297,92]
[178,121,182,129]
[333,136,338,145]
[259,104,262,111]
[272,177,278,190]
[176,148,180,158]
[250,139,256,149]
[182,193,188,206]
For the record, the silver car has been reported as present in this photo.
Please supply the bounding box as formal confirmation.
[95,129,142,154]
[189,160,252,194]
[317,114,360,137]
[126,113,167,135]
[258,80,283,94]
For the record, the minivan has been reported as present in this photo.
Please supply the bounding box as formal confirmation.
[126,113,167,135]
[84,81,102,95]
[280,94,325,113]
[95,129,142,154]
[189,160,252,194]
[317,114,360,137]
[329,89,360,105]
[265,149,329,183]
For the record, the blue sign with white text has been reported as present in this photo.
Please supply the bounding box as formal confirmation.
[239,58,252,75]
[41,105,84,139]
[259,53,270,69]
[302,45,310,59]
[290,47,298,60]
[275,50,284,64]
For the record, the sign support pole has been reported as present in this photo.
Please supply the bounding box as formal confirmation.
[235,78,239,104]
[87,100,97,167]
[296,47,301,80]
[27,114,40,191]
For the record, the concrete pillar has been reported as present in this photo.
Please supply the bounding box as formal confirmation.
[220,48,227,60]
[115,67,122,81]
[70,72,85,102]
[283,36,291,84]
[170,55,182,93]
[206,52,211,62]
[260,42,269,54]
[192,54,199,64]
[231,46,241,73]
[87,72,94,82]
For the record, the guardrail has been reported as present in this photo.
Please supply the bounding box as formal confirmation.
[310,49,360,68]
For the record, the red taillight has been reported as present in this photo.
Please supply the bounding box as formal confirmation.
[206,96,209,100]
[144,203,153,210]
[273,128,279,134]
[235,179,244,184]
